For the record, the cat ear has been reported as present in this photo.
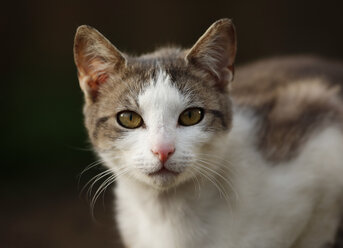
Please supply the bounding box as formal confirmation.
[185,19,237,88]
[73,25,126,103]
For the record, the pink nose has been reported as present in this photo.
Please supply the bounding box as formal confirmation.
[151,146,175,163]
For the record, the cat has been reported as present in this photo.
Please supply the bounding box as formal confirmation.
[73,19,343,248]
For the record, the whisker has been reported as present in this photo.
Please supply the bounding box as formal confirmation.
[82,169,114,199]
[202,169,231,206]
[195,159,235,188]
[195,159,239,202]
[77,159,104,189]
[191,165,227,201]
[192,164,233,207]
[188,167,201,199]
[88,167,131,220]
[194,155,238,177]
[90,174,115,214]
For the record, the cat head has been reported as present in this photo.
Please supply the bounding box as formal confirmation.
[74,19,237,190]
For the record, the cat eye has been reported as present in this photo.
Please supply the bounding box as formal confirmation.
[117,111,143,129]
[178,108,204,126]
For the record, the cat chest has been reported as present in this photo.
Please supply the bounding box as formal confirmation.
[115,190,231,248]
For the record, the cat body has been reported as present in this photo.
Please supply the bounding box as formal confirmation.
[73,19,343,248]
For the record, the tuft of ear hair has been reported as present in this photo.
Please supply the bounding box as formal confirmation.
[73,25,126,103]
[186,19,237,88]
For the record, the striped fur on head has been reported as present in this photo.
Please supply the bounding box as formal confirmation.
[73,19,237,189]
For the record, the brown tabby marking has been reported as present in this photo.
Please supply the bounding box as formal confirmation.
[74,20,343,247]
[232,57,343,163]
[74,22,343,164]
[74,20,236,152]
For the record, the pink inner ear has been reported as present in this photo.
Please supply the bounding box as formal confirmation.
[87,73,109,101]
[79,56,110,101]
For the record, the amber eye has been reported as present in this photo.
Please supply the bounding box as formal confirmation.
[178,108,204,126]
[117,111,143,129]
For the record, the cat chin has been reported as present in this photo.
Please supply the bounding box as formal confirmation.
[129,169,193,191]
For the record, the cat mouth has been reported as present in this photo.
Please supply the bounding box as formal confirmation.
[148,166,180,177]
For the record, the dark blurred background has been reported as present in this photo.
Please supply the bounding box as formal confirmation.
[2,0,343,247]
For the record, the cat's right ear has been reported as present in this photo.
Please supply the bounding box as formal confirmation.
[73,25,126,103]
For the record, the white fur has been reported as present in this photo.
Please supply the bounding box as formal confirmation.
[101,72,343,248]
[101,70,211,188]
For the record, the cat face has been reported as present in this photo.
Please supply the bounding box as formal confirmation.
[93,68,231,189]
[74,19,236,189]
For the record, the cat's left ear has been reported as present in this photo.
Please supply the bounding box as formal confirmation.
[185,19,237,88]
[73,25,126,103]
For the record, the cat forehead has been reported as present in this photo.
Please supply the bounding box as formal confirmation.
[138,70,190,114]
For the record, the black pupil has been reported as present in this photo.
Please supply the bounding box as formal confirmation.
[188,111,192,119]
[129,113,133,121]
